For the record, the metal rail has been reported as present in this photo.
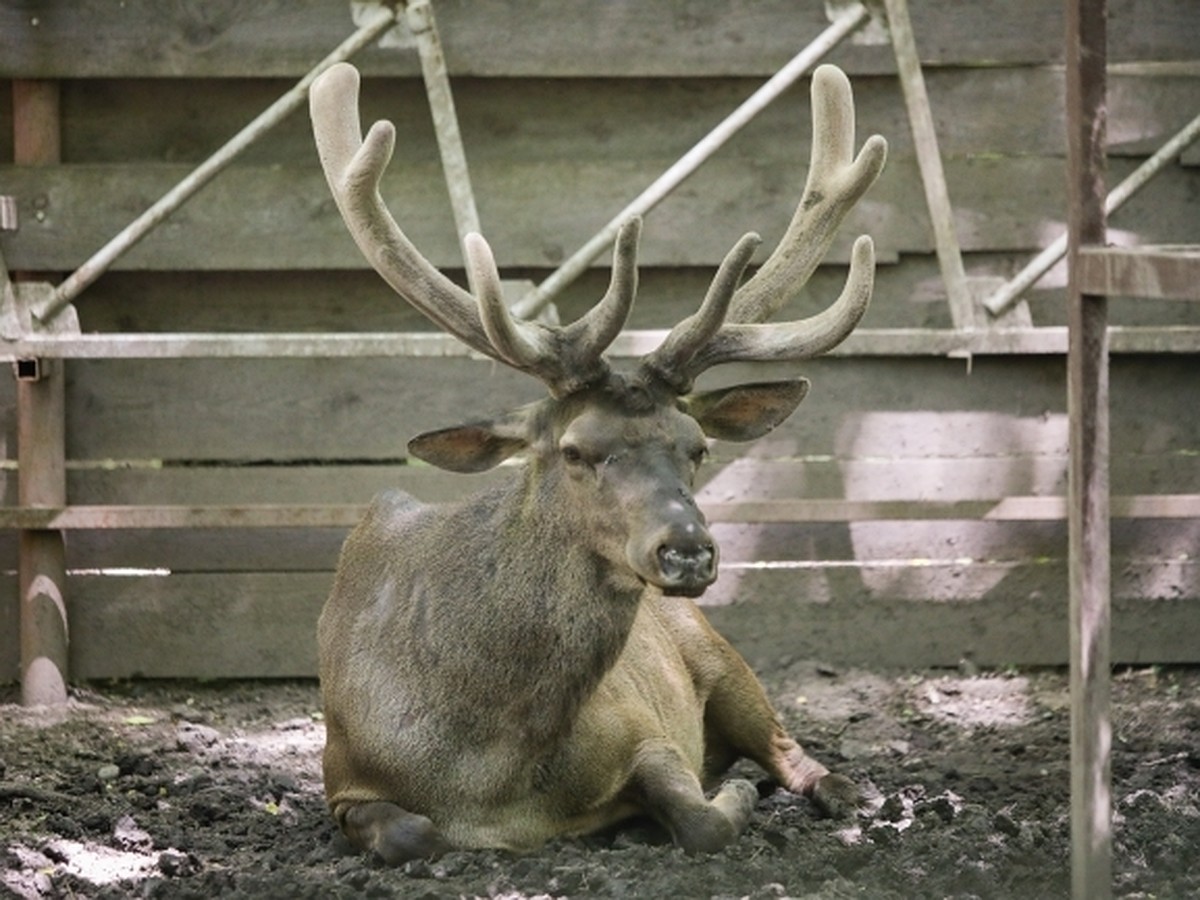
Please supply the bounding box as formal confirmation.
[984,109,1200,317]
[34,3,402,326]
[510,2,872,319]
[1,325,1198,361]
[882,0,975,329]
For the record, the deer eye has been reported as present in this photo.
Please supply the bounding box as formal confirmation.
[561,445,587,466]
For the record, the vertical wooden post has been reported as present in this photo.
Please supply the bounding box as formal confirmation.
[13,80,70,706]
[1065,0,1111,897]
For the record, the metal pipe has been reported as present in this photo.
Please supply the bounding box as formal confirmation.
[984,108,1200,317]
[4,324,1197,360]
[37,3,401,325]
[511,3,871,319]
[883,0,975,329]
[407,0,482,249]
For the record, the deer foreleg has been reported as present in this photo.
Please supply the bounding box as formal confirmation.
[702,651,860,818]
[629,740,758,854]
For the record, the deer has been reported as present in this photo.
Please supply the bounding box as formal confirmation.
[309,60,886,864]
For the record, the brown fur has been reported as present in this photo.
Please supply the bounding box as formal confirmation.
[318,379,859,863]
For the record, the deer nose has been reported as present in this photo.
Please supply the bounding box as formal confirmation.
[656,542,716,595]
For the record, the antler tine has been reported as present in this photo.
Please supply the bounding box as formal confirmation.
[633,64,884,395]
[727,64,887,327]
[312,64,642,397]
[637,232,762,393]
[310,63,500,360]
[684,234,875,378]
[563,216,642,377]
[470,219,641,398]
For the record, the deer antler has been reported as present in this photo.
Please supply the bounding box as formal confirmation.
[309,62,638,398]
[638,64,887,394]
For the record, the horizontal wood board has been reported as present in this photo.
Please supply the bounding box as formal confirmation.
[1,570,1196,681]
[4,157,1199,272]
[4,70,1197,165]
[13,356,1193,462]
[1,1,1197,78]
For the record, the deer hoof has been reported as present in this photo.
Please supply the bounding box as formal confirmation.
[342,801,451,865]
[809,773,861,819]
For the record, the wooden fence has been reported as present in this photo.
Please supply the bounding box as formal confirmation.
[0,0,1197,683]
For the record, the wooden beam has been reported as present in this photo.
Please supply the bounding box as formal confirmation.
[1066,0,1112,896]
[1076,245,1200,301]
[2,325,1200,362]
[12,79,69,706]
[2,1,1198,79]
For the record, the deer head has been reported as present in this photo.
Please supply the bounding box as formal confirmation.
[310,62,885,597]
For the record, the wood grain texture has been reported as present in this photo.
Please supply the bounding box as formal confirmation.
[4,157,1199,272]
[1,1,1196,78]
[0,567,1193,679]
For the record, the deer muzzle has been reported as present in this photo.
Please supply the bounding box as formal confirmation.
[656,541,717,597]
[631,510,718,597]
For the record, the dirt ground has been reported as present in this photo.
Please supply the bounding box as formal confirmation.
[1,662,1197,899]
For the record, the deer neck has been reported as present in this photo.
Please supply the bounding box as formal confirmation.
[480,472,646,743]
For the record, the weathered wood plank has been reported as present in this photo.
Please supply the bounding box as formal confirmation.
[58,453,1197,507]
[0,565,1193,680]
[705,589,1200,670]
[36,356,1200,462]
[4,157,1198,272]
[1,1,1196,78]
[49,518,1195,576]
[29,71,1199,166]
[11,326,1200,364]
[1077,245,1200,300]
[68,257,1200,338]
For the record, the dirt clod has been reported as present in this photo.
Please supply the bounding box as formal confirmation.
[2,665,1197,898]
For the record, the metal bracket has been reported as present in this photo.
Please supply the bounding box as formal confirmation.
[2,282,82,381]
[0,194,80,379]
[826,0,889,45]
[351,2,412,48]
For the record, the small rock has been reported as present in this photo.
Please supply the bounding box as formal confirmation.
[431,852,470,879]
[157,850,198,878]
[113,813,154,852]
[878,794,907,822]
[176,723,220,753]
[838,738,876,760]
[993,810,1021,838]
[403,858,434,878]
[917,792,961,824]
[97,763,121,782]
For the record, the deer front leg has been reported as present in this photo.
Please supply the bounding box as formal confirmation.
[703,655,860,819]
[629,740,759,854]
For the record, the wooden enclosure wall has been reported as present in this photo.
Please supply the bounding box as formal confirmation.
[0,0,1197,679]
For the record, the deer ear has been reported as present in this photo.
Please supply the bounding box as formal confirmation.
[684,378,811,442]
[408,413,531,473]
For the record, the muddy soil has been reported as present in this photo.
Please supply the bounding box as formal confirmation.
[2,663,1197,899]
